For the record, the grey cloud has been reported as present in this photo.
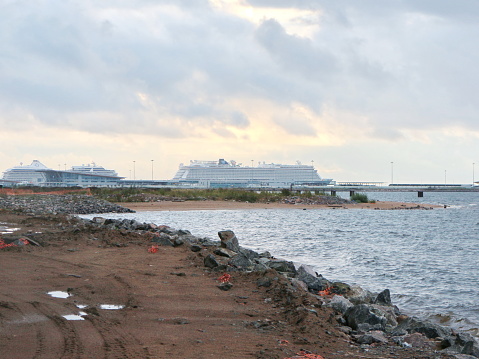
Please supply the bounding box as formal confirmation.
[228,111,250,128]
[274,115,317,137]
[255,19,337,82]
[1,0,479,139]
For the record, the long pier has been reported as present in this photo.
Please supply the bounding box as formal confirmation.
[288,185,479,197]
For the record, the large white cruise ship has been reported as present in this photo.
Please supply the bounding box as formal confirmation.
[172,159,334,188]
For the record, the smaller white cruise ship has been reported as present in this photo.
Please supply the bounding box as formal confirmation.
[2,160,51,185]
[2,160,122,187]
[172,159,334,188]
[70,163,118,177]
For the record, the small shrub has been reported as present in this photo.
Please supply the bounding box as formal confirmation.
[281,188,291,196]
[351,193,369,203]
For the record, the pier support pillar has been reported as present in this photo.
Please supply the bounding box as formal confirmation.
[418,191,424,197]
[331,190,336,196]
[350,190,355,197]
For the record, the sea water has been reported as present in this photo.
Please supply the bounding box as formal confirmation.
[81,191,479,336]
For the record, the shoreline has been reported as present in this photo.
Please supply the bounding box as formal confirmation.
[0,210,467,358]
[116,200,440,212]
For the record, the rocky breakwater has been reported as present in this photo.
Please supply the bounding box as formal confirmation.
[0,194,134,215]
[80,217,478,358]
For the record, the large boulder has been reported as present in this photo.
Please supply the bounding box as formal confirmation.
[297,265,329,292]
[374,289,392,306]
[328,295,354,314]
[346,285,375,305]
[344,304,388,331]
[218,230,240,252]
[151,233,174,246]
[265,259,297,275]
[228,253,253,270]
[392,317,452,339]
[204,254,219,269]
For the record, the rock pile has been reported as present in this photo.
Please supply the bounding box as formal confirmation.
[0,195,134,215]
[282,196,353,206]
[81,217,479,358]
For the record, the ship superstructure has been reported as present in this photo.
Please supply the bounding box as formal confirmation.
[172,159,334,188]
[70,163,118,177]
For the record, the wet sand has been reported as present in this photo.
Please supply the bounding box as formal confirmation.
[117,200,439,212]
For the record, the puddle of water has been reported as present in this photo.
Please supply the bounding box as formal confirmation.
[47,291,71,299]
[0,227,20,234]
[62,314,85,321]
[100,304,125,310]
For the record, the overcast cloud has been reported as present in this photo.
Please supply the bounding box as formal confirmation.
[1,0,478,183]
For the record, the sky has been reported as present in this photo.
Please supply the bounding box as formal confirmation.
[1,0,479,184]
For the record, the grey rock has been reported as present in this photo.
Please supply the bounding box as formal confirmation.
[450,332,479,357]
[173,238,184,246]
[218,230,240,252]
[328,295,353,314]
[204,254,219,268]
[217,282,233,291]
[151,233,174,246]
[374,289,392,306]
[253,263,268,272]
[297,265,329,292]
[228,254,253,269]
[402,332,434,349]
[265,259,297,275]
[290,278,308,292]
[190,244,202,252]
[92,217,106,224]
[257,277,273,288]
[392,316,452,339]
[214,248,237,258]
[344,304,388,331]
[240,247,260,260]
[356,331,388,345]
[347,285,375,305]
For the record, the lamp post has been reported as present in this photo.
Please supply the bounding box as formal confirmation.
[445,170,447,185]
[133,161,136,180]
[391,162,394,185]
[151,160,154,180]
[251,160,254,183]
[311,160,314,182]
[473,163,475,186]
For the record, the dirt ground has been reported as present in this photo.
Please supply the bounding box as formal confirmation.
[0,211,454,359]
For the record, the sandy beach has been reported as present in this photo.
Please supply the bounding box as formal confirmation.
[117,200,439,212]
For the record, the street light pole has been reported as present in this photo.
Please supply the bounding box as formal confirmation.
[311,160,314,182]
[251,160,254,183]
[133,161,136,180]
[151,160,154,180]
[391,162,394,184]
[473,163,475,186]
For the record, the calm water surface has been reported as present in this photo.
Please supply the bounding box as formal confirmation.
[82,191,479,336]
